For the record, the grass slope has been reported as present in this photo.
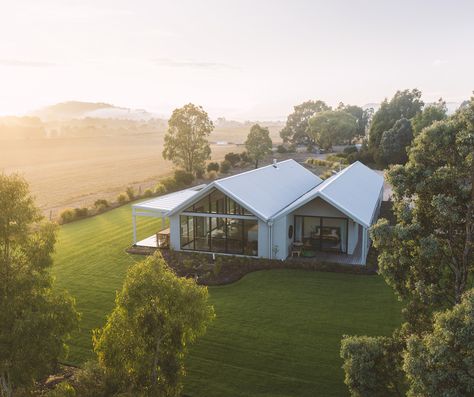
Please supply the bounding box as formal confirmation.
[53,203,401,397]
[53,202,163,363]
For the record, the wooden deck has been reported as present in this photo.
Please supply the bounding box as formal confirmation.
[136,235,159,248]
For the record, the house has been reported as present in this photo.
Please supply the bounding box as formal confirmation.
[131,160,384,265]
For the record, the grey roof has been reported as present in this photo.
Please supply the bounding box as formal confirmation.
[273,161,384,227]
[132,185,206,213]
[135,160,384,228]
[167,159,322,220]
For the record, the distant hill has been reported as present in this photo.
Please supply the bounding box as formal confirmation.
[31,101,156,121]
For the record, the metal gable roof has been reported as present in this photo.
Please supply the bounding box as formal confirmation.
[166,159,323,220]
[272,161,384,227]
[132,185,206,213]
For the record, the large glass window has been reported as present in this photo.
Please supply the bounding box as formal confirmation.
[180,215,258,256]
[294,215,348,254]
[185,189,253,215]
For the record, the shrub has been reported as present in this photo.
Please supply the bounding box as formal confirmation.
[305,158,332,167]
[343,145,358,155]
[220,160,231,174]
[143,188,153,198]
[117,193,128,204]
[45,382,76,397]
[276,144,287,153]
[74,360,111,397]
[125,186,135,201]
[212,258,223,277]
[59,208,75,224]
[207,170,218,180]
[161,176,177,192]
[320,170,333,180]
[59,207,89,223]
[224,152,241,166]
[174,169,195,187]
[94,199,109,209]
[195,166,205,179]
[207,162,220,173]
[74,207,89,218]
[239,151,251,164]
[326,153,348,164]
[154,183,166,195]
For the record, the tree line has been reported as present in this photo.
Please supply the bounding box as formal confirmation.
[341,95,474,396]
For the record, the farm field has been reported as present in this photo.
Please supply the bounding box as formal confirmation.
[0,134,240,217]
[52,203,401,397]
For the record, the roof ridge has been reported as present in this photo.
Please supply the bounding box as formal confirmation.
[213,158,298,184]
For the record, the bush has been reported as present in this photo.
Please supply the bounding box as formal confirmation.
[207,162,220,173]
[117,193,128,204]
[320,170,333,180]
[125,186,135,201]
[305,158,332,167]
[220,160,231,174]
[174,169,195,187]
[154,183,166,195]
[207,171,218,180]
[343,145,358,155]
[59,208,75,224]
[224,152,241,166]
[276,144,287,153]
[45,382,76,397]
[59,207,89,224]
[161,176,178,192]
[74,360,111,397]
[239,151,251,164]
[94,199,109,209]
[143,188,153,198]
[326,154,348,164]
[74,207,89,218]
[195,166,205,179]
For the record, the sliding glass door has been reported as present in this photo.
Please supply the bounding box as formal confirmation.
[294,215,348,254]
[180,215,258,256]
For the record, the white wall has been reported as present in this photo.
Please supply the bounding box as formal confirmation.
[169,214,180,250]
[347,221,359,254]
[289,196,360,256]
[258,219,269,258]
[294,197,346,218]
[271,216,290,260]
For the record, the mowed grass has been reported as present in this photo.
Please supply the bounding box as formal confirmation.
[53,204,401,397]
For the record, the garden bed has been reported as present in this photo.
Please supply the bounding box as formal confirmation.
[155,249,378,286]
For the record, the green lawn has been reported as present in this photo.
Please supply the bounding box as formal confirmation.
[53,203,401,397]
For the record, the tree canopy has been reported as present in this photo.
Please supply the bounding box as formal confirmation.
[0,173,79,397]
[368,89,423,161]
[411,99,447,135]
[245,124,273,168]
[341,97,474,396]
[93,254,214,396]
[337,103,372,137]
[380,118,413,165]
[162,103,214,175]
[307,110,358,150]
[280,100,330,144]
[403,289,474,397]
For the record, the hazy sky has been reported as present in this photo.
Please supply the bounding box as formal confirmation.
[1,0,473,120]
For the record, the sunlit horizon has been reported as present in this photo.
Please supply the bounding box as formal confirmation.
[1,0,473,120]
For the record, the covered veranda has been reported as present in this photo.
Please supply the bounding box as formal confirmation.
[132,185,206,248]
